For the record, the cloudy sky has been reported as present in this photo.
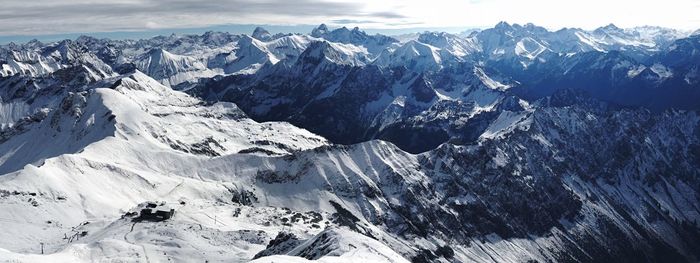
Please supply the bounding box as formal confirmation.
[1,0,699,40]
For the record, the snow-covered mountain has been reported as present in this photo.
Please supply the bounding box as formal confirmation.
[0,40,115,79]
[470,22,691,65]
[1,22,691,86]
[251,27,273,42]
[133,48,220,86]
[417,31,481,58]
[374,40,446,71]
[311,24,399,55]
[1,22,700,263]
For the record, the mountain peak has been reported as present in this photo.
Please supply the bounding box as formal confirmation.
[495,21,512,30]
[336,26,352,34]
[604,23,620,29]
[599,23,622,32]
[252,26,272,41]
[75,35,99,44]
[418,31,449,40]
[146,47,169,58]
[417,31,456,48]
[25,38,44,47]
[298,41,342,62]
[295,40,366,66]
[311,24,330,37]
[303,41,333,58]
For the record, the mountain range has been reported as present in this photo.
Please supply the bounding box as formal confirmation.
[1,22,699,262]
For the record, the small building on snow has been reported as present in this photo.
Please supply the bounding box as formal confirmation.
[138,201,175,221]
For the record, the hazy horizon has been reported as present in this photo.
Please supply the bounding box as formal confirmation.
[0,24,476,45]
[1,21,697,45]
[2,0,699,44]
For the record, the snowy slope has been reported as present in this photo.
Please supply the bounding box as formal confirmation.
[0,71,335,261]
[134,48,221,86]
[0,40,115,79]
[251,228,410,263]
[310,24,398,56]
[373,40,444,71]
[4,102,699,262]
[417,31,481,58]
[0,72,417,262]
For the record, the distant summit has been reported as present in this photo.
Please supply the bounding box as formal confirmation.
[252,26,272,41]
[311,24,330,38]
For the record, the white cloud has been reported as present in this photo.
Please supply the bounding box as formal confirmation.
[0,0,698,36]
[362,0,700,30]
